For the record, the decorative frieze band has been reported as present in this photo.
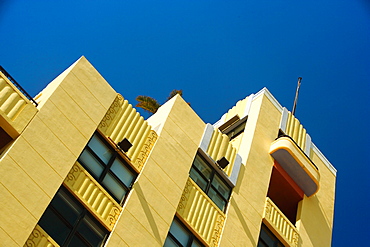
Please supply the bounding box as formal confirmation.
[63,162,122,231]
[24,224,59,247]
[177,178,226,247]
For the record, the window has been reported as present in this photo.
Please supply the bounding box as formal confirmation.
[222,117,247,140]
[38,187,108,247]
[258,224,284,247]
[164,218,204,247]
[189,154,232,212]
[78,132,136,204]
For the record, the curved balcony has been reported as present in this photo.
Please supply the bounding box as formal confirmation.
[269,136,319,197]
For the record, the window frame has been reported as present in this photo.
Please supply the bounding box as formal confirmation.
[164,217,205,247]
[38,187,109,247]
[258,224,285,247]
[78,132,137,204]
[189,152,233,212]
[222,116,247,140]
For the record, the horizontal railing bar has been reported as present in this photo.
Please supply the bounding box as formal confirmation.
[0,65,38,106]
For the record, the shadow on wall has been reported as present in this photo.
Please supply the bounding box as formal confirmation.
[298,195,332,246]
[224,162,260,245]
[229,197,258,247]
[231,162,246,195]
[134,183,163,245]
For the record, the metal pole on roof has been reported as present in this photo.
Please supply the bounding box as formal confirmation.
[292,77,302,115]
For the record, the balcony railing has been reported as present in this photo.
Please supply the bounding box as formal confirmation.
[63,162,122,231]
[0,69,38,138]
[0,66,38,106]
[177,178,226,247]
[263,197,299,247]
[24,224,59,247]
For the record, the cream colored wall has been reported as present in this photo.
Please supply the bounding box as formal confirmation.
[0,56,116,246]
[296,150,336,247]
[221,94,282,246]
[106,95,206,246]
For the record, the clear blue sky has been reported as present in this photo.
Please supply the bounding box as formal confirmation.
[1,1,369,246]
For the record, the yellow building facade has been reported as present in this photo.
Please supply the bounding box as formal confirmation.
[0,57,336,247]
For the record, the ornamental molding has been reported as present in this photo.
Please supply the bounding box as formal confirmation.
[177,178,226,247]
[133,130,158,171]
[24,225,59,247]
[64,162,122,231]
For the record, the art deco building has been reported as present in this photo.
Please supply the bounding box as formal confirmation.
[0,57,336,247]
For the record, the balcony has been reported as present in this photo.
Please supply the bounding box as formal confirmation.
[0,68,38,138]
[269,136,319,197]
[24,224,59,247]
[263,197,299,247]
[177,178,226,247]
[63,162,122,231]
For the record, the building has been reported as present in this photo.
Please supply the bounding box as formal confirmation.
[0,57,336,247]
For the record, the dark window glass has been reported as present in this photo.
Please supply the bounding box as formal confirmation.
[257,224,284,247]
[189,154,232,212]
[38,187,108,247]
[111,159,135,187]
[164,238,179,247]
[69,236,88,247]
[208,187,227,211]
[72,215,107,246]
[78,132,137,204]
[39,205,71,244]
[164,218,204,247]
[223,119,247,140]
[102,173,127,200]
[79,151,104,178]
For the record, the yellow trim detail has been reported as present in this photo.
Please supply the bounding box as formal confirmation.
[98,94,157,172]
[263,197,299,247]
[133,130,158,171]
[0,72,38,138]
[24,224,59,247]
[63,162,122,231]
[285,112,307,151]
[177,178,226,247]
[207,129,236,176]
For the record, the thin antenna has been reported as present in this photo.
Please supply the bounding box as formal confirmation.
[292,77,302,115]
